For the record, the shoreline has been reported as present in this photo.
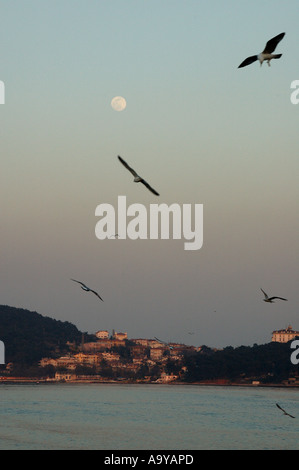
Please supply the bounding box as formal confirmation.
[0,378,299,388]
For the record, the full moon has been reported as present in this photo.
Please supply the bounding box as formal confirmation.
[111,96,127,112]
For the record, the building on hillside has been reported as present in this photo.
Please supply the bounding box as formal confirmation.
[101,352,120,362]
[272,325,299,343]
[40,356,78,369]
[155,372,178,383]
[130,344,147,358]
[131,338,151,347]
[55,372,76,382]
[82,338,126,352]
[95,330,109,339]
[39,357,57,368]
[150,347,165,361]
[74,353,101,366]
[112,331,128,341]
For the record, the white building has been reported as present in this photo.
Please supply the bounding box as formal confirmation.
[272,325,299,343]
[95,330,109,339]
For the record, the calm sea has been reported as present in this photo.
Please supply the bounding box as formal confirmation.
[0,383,298,450]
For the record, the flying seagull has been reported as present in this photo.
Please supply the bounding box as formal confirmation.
[238,32,285,68]
[71,279,104,301]
[261,288,287,303]
[276,403,295,419]
[154,337,174,349]
[118,155,159,196]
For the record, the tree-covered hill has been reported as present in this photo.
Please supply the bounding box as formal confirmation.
[0,304,95,366]
[183,342,299,384]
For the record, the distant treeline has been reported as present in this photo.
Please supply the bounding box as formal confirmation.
[0,305,95,366]
[183,342,299,383]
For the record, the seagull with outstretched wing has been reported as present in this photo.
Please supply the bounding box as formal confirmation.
[238,32,285,68]
[261,288,287,303]
[118,155,159,196]
[276,403,295,419]
[71,279,104,301]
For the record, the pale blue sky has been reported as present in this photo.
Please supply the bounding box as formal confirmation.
[1,1,298,348]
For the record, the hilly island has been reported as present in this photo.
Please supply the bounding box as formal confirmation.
[0,304,298,386]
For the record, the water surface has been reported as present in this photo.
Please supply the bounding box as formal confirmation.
[0,383,298,450]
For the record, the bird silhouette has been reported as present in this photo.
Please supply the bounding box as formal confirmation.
[71,279,103,301]
[276,403,295,419]
[238,32,285,68]
[118,155,159,196]
[261,288,287,303]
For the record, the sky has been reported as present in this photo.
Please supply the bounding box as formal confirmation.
[1,0,298,348]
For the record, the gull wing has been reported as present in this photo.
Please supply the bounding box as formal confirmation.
[118,155,138,177]
[154,336,170,346]
[90,289,104,301]
[276,403,295,418]
[263,33,285,54]
[269,296,287,301]
[154,336,165,344]
[71,279,88,288]
[140,178,160,196]
[71,279,103,301]
[238,55,258,68]
[261,288,268,299]
[276,403,284,412]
